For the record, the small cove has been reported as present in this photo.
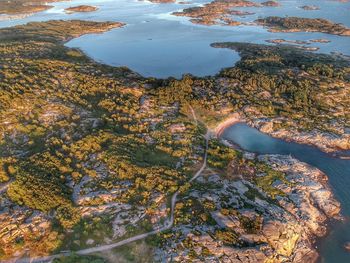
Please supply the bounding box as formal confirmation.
[221,123,350,263]
[0,0,349,78]
[0,1,349,261]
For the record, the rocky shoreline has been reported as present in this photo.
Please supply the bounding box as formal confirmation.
[64,5,98,14]
[172,0,259,26]
[0,14,349,261]
[155,148,341,262]
[151,115,343,262]
[246,117,350,154]
[204,116,344,262]
[256,16,350,36]
[213,110,350,154]
[0,0,65,18]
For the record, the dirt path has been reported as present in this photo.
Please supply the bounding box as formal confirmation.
[188,104,198,127]
[10,111,209,263]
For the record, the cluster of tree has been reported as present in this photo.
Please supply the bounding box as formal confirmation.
[214,229,240,246]
[174,197,216,226]
[255,16,350,35]
[1,19,349,259]
[252,162,290,199]
[207,139,240,169]
[155,75,194,105]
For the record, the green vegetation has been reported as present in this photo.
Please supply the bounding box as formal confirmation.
[209,42,350,133]
[60,216,113,251]
[207,139,240,169]
[253,163,290,199]
[0,20,203,259]
[215,229,240,246]
[110,241,154,263]
[221,208,262,234]
[256,16,350,36]
[0,0,59,15]
[174,198,216,226]
[1,18,349,260]
[7,156,72,212]
[0,158,14,182]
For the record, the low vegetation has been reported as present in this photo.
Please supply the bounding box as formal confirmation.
[0,0,61,15]
[0,19,349,261]
[256,16,350,36]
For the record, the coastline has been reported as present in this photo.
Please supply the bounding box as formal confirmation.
[0,0,68,21]
[247,120,350,154]
[211,113,243,137]
[213,115,343,263]
[213,111,350,154]
[0,11,348,260]
[0,13,34,21]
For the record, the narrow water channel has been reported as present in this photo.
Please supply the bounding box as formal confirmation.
[221,123,350,263]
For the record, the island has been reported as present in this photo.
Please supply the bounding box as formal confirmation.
[64,5,99,14]
[0,19,349,263]
[300,5,320,10]
[0,0,62,18]
[172,0,259,26]
[256,16,350,36]
[172,0,284,26]
[261,1,280,7]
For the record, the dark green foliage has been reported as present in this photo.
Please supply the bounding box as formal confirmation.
[7,162,71,212]
[207,139,239,169]
[215,229,240,246]
[256,16,350,35]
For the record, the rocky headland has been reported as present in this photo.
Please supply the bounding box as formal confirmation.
[0,18,349,262]
[154,148,341,262]
[0,0,64,16]
[256,16,350,36]
[209,42,350,153]
[64,5,99,14]
[300,5,320,11]
[242,109,350,154]
[172,0,259,26]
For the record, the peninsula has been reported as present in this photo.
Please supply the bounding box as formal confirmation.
[65,5,99,14]
[0,19,349,263]
[256,16,350,36]
[0,0,63,16]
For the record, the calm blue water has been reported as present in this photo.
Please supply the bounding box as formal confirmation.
[0,0,349,78]
[0,0,349,260]
[221,123,350,263]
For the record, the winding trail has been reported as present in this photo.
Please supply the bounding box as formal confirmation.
[10,113,209,263]
[188,105,198,127]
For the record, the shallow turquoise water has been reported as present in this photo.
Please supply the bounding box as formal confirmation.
[221,123,350,263]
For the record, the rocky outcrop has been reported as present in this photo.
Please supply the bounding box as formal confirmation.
[64,5,98,14]
[344,242,350,251]
[256,16,350,36]
[249,117,350,153]
[155,153,341,262]
[173,0,258,26]
[0,205,54,259]
[237,104,350,153]
[261,1,280,7]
